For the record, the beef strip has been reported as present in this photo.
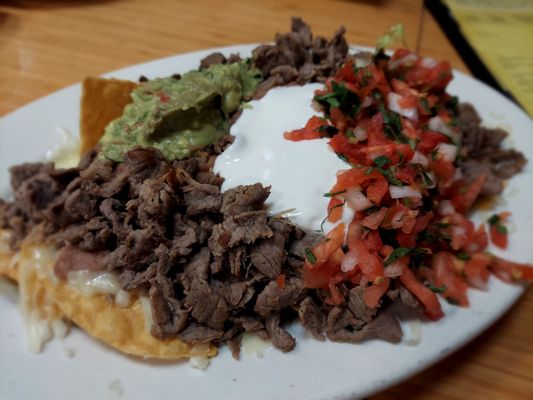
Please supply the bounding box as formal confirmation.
[458,103,527,196]
[298,297,326,340]
[184,279,229,330]
[209,210,273,256]
[266,313,296,352]
[251,17,348,97]
[220,183,270,216]
[254,277,306,318]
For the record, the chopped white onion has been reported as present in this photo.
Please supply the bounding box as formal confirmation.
[425,171,436,189]
[362,96,373,108]
[409,151,429,167]
[388,53,418,70]
[436,142,458,162]
[341,251,359,272]
[390,210,407,229]
[453,168,463,181]
[190,356,210,370]
[437,200,455,215]
[428,116,456,139]
[452,226,466,238]
[389,185,422,199]
[354,126,368,141]
[387,92,418,121]
[405,319,422,346]
[384,262,404,277]
[344,188,373,211]
[421,57,437,68]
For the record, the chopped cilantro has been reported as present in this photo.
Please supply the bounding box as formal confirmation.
[345,128,355,139]
[426,283,447,294]
[319,201,346,232]
[314,81,361,117]
[420,97,431,114]
[323,189,347,198]
[384,247,411,266]
[447,96,459,109]
[378,103,406,143]
[374,156,390,168]
[336,153,350,164]
[304,248,317,264]
[488,214,508,235]
[318,124,339,137]
[456,252,471,261]
[446,297,460,306]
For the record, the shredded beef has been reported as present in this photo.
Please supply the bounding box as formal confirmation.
[298,297,326,340]
[266,313,296,352]
[254,277,306,318]
[458,103,527,196]
[9,20,529,355]
[251,17,348,97]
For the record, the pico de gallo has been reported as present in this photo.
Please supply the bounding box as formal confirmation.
[284,48,533,320]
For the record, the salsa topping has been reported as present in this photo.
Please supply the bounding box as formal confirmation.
[285,47,532,320]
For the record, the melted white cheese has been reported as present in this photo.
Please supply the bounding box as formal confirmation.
[45,127,80,169]
[214,85,346,231]
[139,296,154,333]
[67,270,121,297]
[241,332,271,358]
[190,356,210,370]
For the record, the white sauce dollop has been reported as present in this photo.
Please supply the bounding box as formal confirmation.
[214,85,346,231]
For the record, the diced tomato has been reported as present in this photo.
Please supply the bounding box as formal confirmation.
[404,60,453,93]
[417,131,449,154]
[284,116,327,141]
[449,174,486,214]
[364,277,390,308]
[349,239,385,282]
[366,113,388,145]
[330,107,348,134]
[353,65,391,98]
[489,212,510,249]
[326,274,345,305]
[275,274,286,289]
[400,263,444,320]
[401,118,419,140]
[395,165,417,184]
[361,207,388,230]
[429,158,455,181]
[467,224,489,253]
[331,167,382,192]
[366,178,388,205]
[334,59,357,83]
[431,251,469,306]
[490,224,508,249]
[489,256,533,282]
[362,229,383,251]
[464,253,491,290]
[448,213,475,251]
[327,197,344,223]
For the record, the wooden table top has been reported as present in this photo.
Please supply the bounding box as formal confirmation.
[0,0,531,399]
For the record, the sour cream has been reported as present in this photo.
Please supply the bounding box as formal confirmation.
[214,85,346,231]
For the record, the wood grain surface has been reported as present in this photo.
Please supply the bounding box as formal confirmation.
[0,0,531,399]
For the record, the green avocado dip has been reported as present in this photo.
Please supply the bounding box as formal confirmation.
[99,61,262,161]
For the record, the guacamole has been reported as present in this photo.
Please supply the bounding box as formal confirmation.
[99,61,262,161]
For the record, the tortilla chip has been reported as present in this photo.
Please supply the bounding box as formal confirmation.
[0,229,18,282]
[46,278,216,360]
[15,240,215,360]
[80,77,138,156]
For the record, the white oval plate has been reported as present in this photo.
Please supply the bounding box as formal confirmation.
[1,45,532,400]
